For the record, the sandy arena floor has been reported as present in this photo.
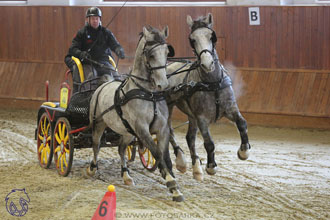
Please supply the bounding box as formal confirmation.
[0,109,329,220]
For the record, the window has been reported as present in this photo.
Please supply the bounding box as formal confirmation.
[101,1,226,6]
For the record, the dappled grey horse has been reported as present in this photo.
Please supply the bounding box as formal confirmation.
[167,13,251,181]
[87,26,184,201]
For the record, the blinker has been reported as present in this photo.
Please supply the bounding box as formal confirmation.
[167,45,175,57]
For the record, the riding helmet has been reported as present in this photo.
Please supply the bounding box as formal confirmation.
[86,7,102,18]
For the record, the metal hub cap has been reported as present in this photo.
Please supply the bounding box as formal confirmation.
[43,136,47,145]
[60,142,64,152]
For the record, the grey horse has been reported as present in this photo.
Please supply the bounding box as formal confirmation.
[87,26,184,201]
[167,13,251,181]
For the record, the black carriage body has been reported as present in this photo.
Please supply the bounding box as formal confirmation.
[35,89,121,149]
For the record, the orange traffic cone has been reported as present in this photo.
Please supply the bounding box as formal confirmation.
[92,185,116,220]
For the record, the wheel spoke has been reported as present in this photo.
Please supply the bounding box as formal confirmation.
[64,147,70,154]
[147,150,151,166]
[60,154,64,173]
[56,153,60,167]
[63,153,68,167]
[55,133,61,145]
[46,136,51,142]
[40,148,45,164]
[38,143,44,153]
[46,144,51,154]
[43,117,47,135]
[40,119,45,134]
[62,123,66,140]
[54,146,61,153]
[64,134,69,145]
[127,146,132,160]
[58,123,63,140]
[46,123,50,134]
[43,147,48,164]
[38,134,44,141]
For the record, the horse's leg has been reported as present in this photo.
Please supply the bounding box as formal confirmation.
[168,105,187,173]
[118,137,135,185]
[86,122,107,176]
[186,118,204,181]
[225,109,251,160]
[137,126,184,202]
[195,117,218,176]
[159,132,184,202]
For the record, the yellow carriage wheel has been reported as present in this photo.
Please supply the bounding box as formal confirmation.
[53,117,74,177]
[37,112,53,168]
[138,137,157,172]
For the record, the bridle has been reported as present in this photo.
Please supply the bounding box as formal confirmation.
[127,35,173,83]
[143,41,168,77]
[189,26,217,61]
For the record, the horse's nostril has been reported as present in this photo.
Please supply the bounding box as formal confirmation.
[157,85,162,90]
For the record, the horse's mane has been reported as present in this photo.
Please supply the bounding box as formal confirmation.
[138,25,166,46]
[190,16,210,33]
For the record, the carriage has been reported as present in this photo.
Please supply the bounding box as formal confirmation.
[35,56,157,177]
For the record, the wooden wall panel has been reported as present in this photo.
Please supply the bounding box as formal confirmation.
[0,6,329,128]
[0,6,330,70]
[232,68,330,117]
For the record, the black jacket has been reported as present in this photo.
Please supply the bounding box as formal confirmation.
[65,25,122,69]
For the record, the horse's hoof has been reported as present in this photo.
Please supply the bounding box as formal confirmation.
[175,149,187,173]
[172,195,184,202]
[205,164,217,175]
[192,162,203,181]
[86,167,96,177]
[166,180,178,193]
[124,178,135,186]
[172,190,184,202]
[193,172,204,181]
[176,164,187,173]
[123,172,135,186]
[238,144,250,160]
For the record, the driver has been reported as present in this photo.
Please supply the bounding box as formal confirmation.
[64,7,125,93]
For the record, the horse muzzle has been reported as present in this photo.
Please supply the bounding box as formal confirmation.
[150,71,169,91]
[200,53,215,73]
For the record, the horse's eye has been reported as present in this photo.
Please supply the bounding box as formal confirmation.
[149,55,155,59]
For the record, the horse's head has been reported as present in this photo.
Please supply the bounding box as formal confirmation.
[138,25,171,91]
[187,13,217,73]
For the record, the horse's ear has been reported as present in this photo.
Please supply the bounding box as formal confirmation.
[143,26,150,37]
[206,13,213,28]
[162,26,169,38]
[187,15,193,28]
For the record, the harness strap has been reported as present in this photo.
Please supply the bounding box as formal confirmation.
[114,83,136,136]
[92,80,116,130]
[215,90,220,123]
[114,87,166,136]
[94,76,166,137]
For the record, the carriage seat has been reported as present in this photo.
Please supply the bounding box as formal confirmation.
[62,56,117,125]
